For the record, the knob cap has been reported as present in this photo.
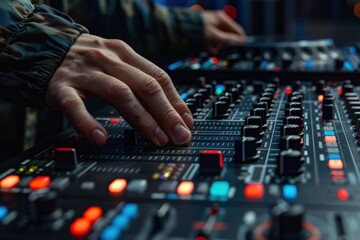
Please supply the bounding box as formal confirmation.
[199,150,224,176]
[270,201,306,240]
[283,116,303,131]
[281,124,300,136]
[241,125,261,142]
[250,108,267,125]
[285,108,303,118]
[323,104,334,121]
[277,150,304,176]
[253,102,268,114]
[55,148,78,170]
[213,101,229,119]
[28,189,61,222]
[194,93,204,109]
[234,137,259,163]
[280,135,302,151]
[245,116,263,129]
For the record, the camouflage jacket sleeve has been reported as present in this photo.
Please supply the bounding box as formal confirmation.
[67,0,204,57]
[0,0,88,109]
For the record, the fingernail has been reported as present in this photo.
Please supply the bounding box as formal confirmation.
[92,129,107,145]
[173,124,191,144]
[182,112,193,128]
[155,127,169,146]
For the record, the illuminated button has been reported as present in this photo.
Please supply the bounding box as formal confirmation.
[0,206,8,220]
[328,154,341,160]
[29,176,51,190]
[210,181,230,198]
[328,160,344,170]
[83,206,103,223]
[284,87,292,95]
[244,183,264,199]
[331,171,345,179]
[177,181,194,196]
[337,188,349,201]
[318,94,324,103]
[324,136,337,143]
[109,118,120,124]
[121,203,139,219]
[324,131,335,136]
[108,179,127,194]
[112,214,129,229]
[70,218,92,237]
[283,184,297,200]
[100,225,121,240]
[0,175,20,189]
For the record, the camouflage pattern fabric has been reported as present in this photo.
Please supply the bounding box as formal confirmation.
[0,0,204,109]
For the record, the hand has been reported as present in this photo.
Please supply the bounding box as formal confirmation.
[202,10,247,53]
[46,34,193,147]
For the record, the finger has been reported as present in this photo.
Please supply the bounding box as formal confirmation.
[57,86,108,146]
[98,60,192,146]
[105,40,194,129]
[218,12,247,38]
[211,27,246,45]
[81,72,172,147]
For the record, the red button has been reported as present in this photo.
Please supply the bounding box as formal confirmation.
[244,183,264,199]
[70,218,92,236]
[337,188,349,201]
[109,118,120,124]
[29,176,51,190]
[331,171,345,179]
[83,206,103,223]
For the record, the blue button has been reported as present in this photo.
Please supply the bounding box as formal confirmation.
[324,131,335,136]
[180,93,189,100]
[344,61,354,71]
[210,181,230,198]
[167,193,178,199]
[168,60,183,70]
[283,184,297,200]
[305,60,314,69]
[112,214,129,230]
[100,226,121,240]
[122,203,139,219]
[0,206,8,220]
[329,154,341,160]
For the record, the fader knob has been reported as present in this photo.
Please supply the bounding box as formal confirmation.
[280,135,302,151]
[245,116,263,129]
[194,93,204,108]
[241,125,261,142]
[281,124,300,136]
[28,189,61,223]
[250,108,267,125]
[323,97,333,105]
[283,116,303,131]
[342,84,354,95]
[270,201,306,240]
[322,104,334,121]
[234,137,259,163]
[277,150,304,176]
[253,102,268,114]
[199,150,224,176]
[285,108,303,118]
[55,148,78,170]
[186,102,196,113]
[213,101,229,119]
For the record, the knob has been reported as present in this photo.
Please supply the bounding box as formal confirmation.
[281,124,300,136]
[194,93,204,108]
[28,189,62,222]
[280,135,302,151]
[323,97,333,105]
[230,87,242,101]
[322,104,334,121]
[351,111,360,125]
[245,116,263,129]
[213,101,229,119]
[198,88,209,100]
[342,84,354,95]
[285,108,303,118]
[124,128,138,146]
[283,116,303,131]
[282,59,293,69]
[259,97,273,109]
[218,96,231,109]
[234,137,259,163]
[277,150,304,176]
[250,108,267,125]
[254,102,268,114]
[285,102,302,110]
[289,96,302,103]
[225,92,235,107]
[241,125,262,144]
[270,201,306,240]
[315,80,326,94]
[205,84,214,96]
[55,148,78,170]
[335,58,344,70]
[199,150,224,176]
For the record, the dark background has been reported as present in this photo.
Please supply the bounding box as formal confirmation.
[1,0,360,160]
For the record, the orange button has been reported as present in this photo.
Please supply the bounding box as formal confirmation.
[317,95,324,103]
[337,188,349,201]
[0,175,20,189]
[83,206,102,223]
[244,183,264,199]
[177,181,194,196]
[324,136,337,143]
[328,160,343,170]
[29,176,51,190]
[70,217,92,236]
[108,179,127,194]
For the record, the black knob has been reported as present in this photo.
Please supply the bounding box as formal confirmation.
[198,88,209,100]
[280,135,302,151]
[259,97,273,109]
[277,150,304,176]
[241,125,262,143]
[253,102,268,114]
[186,102,196,113]
[322,104,334,121]
[289,96,302,103]
[335,58,344,70]
[352,112,360,125]
[234,137,259,163]
[285,108,303,118]
[250,108,267,125]
[199,150,224,176]
[285,102,302,110]
[194,93,204,108]
[124,128,138,146]
[55,148,78,170]
[315,80,326,94]
[323,97,333,105]
[245,116,263,129]
[281,124,300,136]
[28,189,62,222]
[230,87,242,101]
[218,96,231,109]
[283,116,303,130]
[270,201,306,240]
[225,92,235,107]
[205,84,214,96]
[213,101,229,119]
[282,59,293,69]
[342,84,354,95]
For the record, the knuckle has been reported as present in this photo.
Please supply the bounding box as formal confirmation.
[152,67,172,87]
[161,108,179,122]
[108,83,133,104]
[60,96,81,111]
[172,97,187,110]
[142,77,162,97]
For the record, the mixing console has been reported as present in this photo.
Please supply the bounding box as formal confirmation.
[167,39,360,81]
[1,75,360,239]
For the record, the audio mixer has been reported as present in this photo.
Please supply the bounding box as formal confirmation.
[167,39,360,81]
[1,74,360,239]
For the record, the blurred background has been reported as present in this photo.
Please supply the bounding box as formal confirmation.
[2,0,360,160]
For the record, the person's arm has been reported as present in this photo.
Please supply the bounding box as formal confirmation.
[67,0,246,56]
[0,0,193,147]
